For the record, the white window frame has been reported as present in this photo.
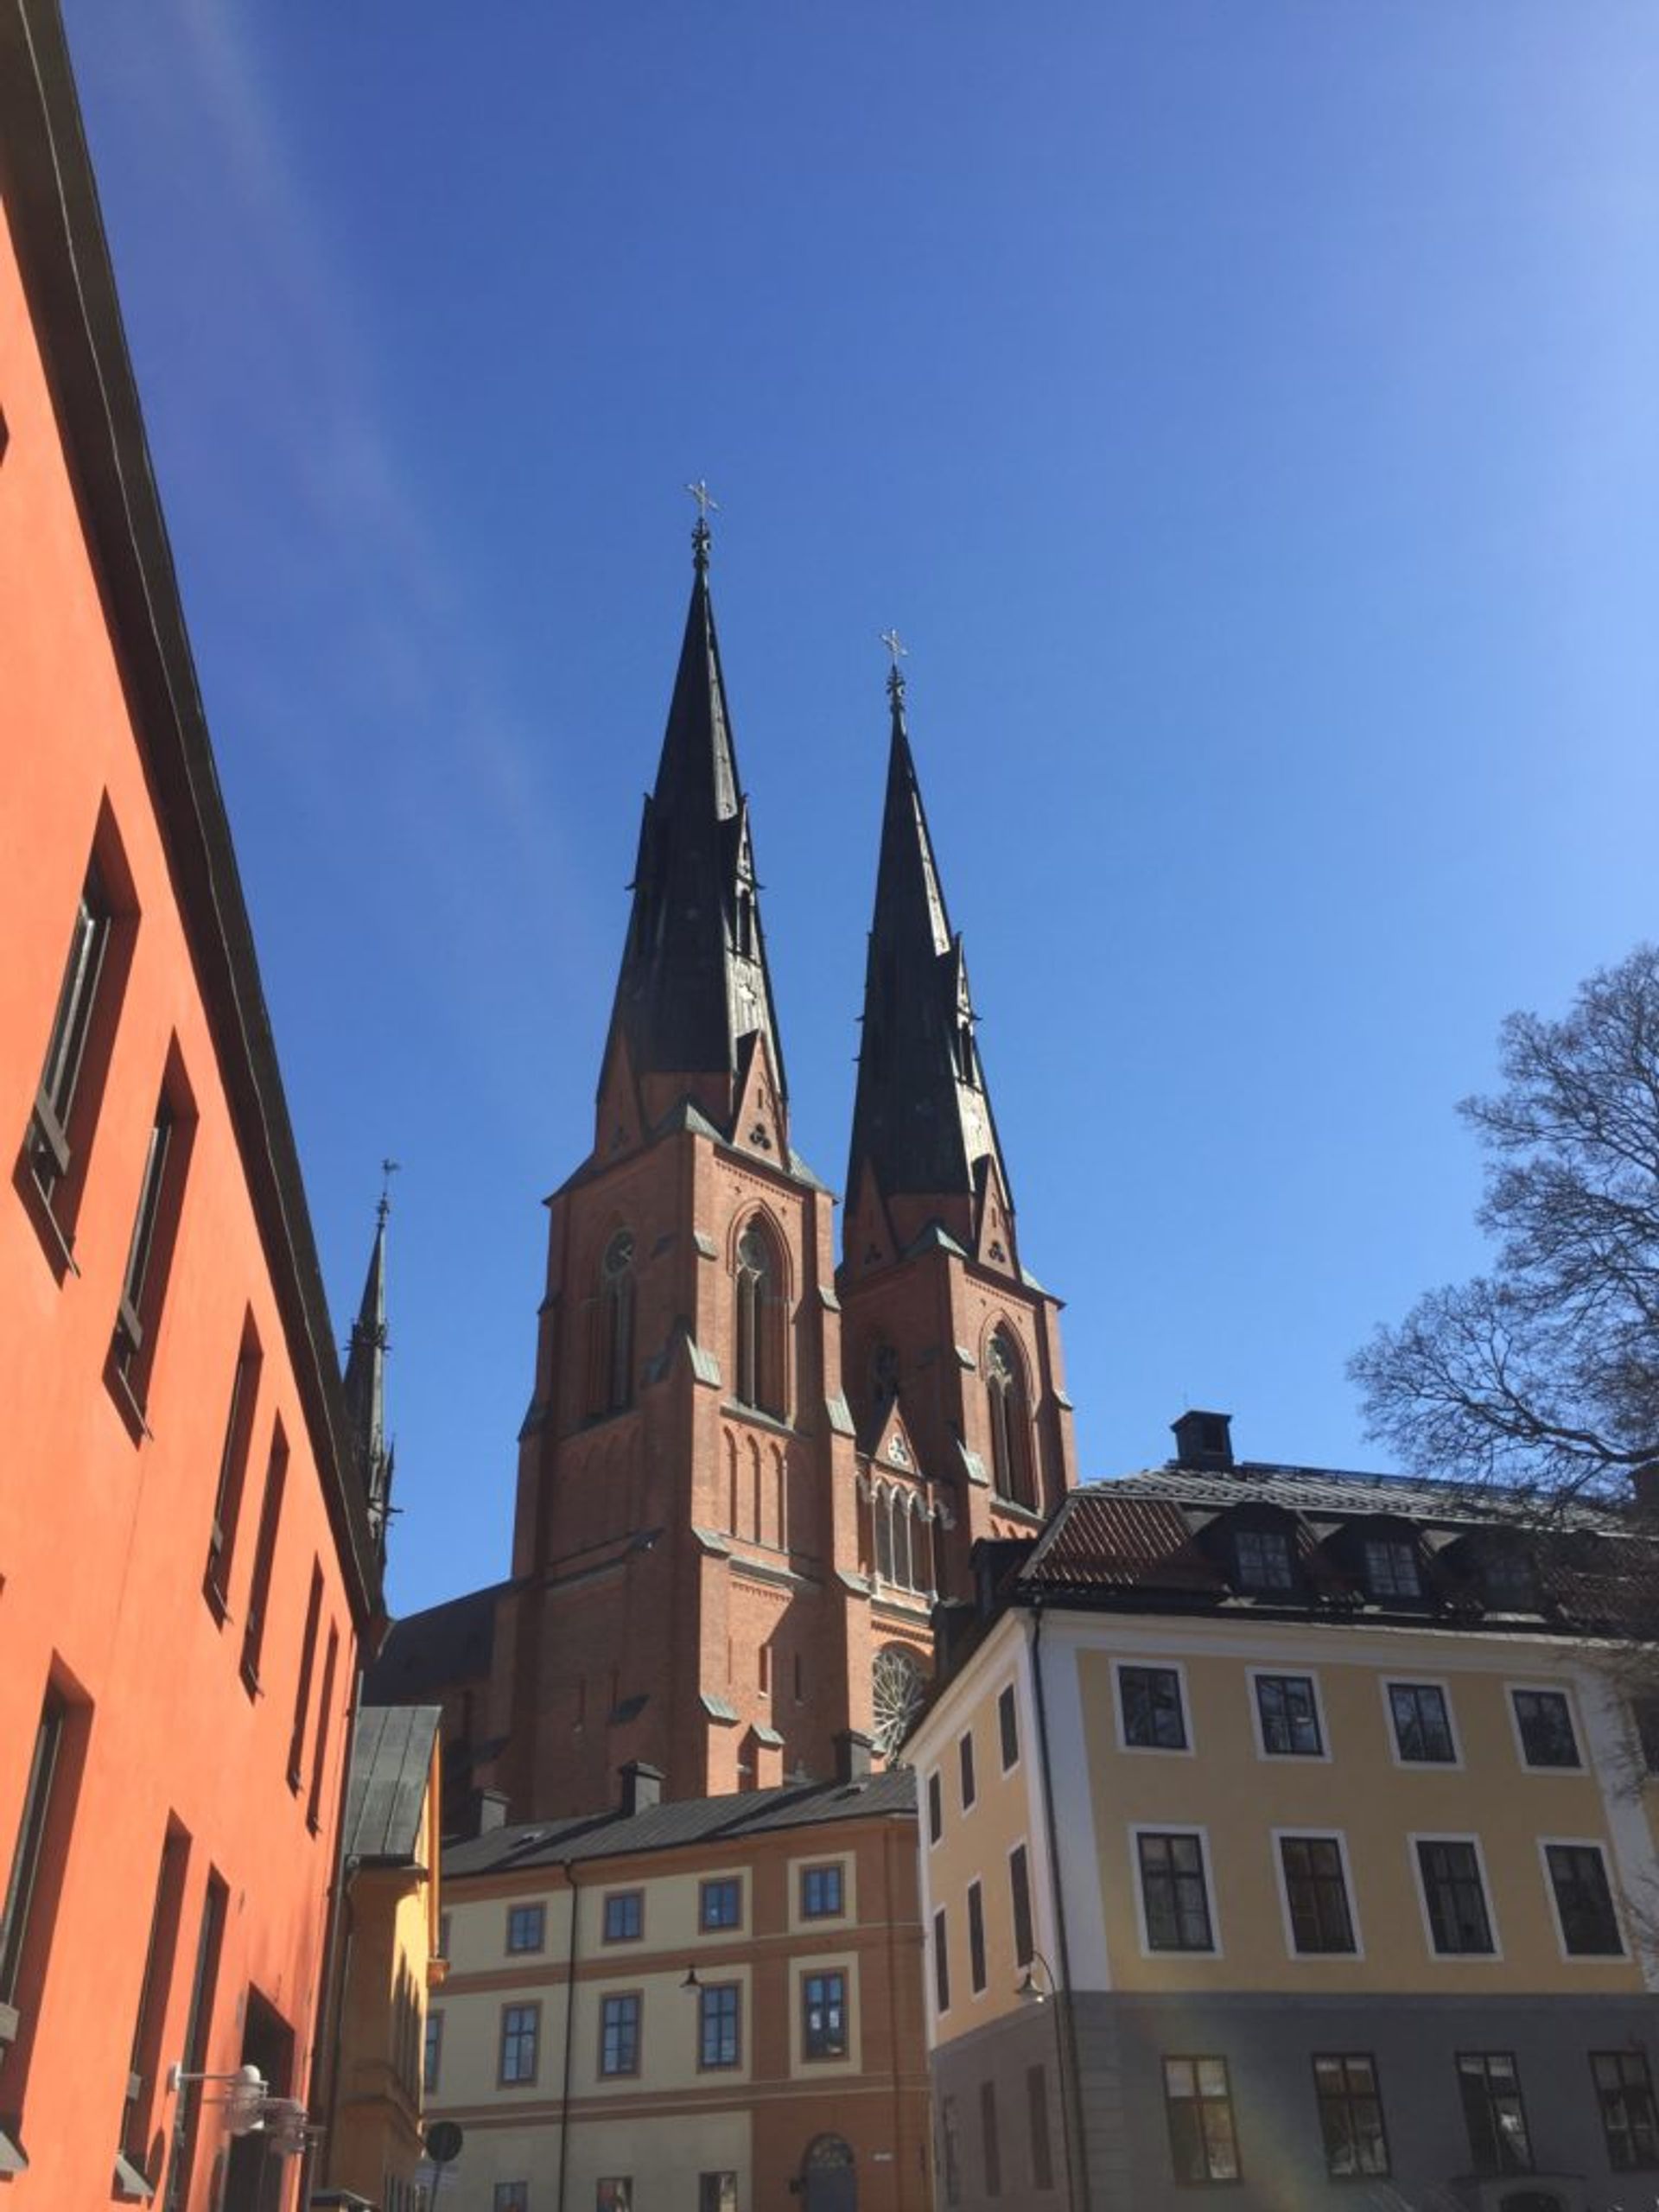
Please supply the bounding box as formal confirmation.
[1128,1821,1222,1961]
[1505,1682,1584,1773]
[1381,1675,1464,1770]
[1112,1656,1195,1758]
[1270,1827,1364,1961]
[1536,1834,1629,1964]
[1408,1830,1503,1962]
[1247,1666,1332,1763]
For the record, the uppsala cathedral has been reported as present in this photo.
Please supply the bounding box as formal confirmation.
[372,514,1077,1823]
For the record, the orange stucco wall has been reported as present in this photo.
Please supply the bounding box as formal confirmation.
[0,187,360,2209]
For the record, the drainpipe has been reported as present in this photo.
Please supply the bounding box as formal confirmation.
[1031,1600,1090,2212]
[555,1859,581,2212]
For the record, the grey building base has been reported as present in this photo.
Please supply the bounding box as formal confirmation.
[932,1990,1659,2212]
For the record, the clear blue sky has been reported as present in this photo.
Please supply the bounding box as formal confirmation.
[64,3,1659,1618]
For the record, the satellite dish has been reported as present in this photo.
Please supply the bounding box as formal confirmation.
[425,2121,464,2166]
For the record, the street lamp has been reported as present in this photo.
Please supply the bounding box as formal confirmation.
[1015,1949,1079,2210]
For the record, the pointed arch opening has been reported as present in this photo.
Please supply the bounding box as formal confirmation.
[986,1329,1034,1509]
[588,1229,636,1416]
[734,1217,785,1417]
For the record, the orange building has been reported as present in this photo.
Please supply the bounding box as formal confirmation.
[0,3,384,2205]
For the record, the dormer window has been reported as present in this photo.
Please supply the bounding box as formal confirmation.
[1234,1528,1295,1593]
[1481,1544,1535,1611]
[1363,1537,1421,1600]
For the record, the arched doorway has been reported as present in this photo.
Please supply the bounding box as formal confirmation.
[800,2133,856,2212]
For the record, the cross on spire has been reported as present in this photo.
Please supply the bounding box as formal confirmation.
[686,480,719,568]
[880,628,908,703]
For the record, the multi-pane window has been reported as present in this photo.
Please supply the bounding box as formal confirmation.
[980,2080,1002,2197]
[602,1891,643,1942]
[698,2176,738,2212]
[1364,1537,1421,1599]
[204,1325,260,1610]
[932,1905,950,2012]
[286,1565,323,1789]
[423,2010,443,2094]
[1119,1665,1187,1751]
[1279,1836,1357,1955]
[998,1683,1020,1770]
[1027,2064,1055,2191]
[1482,1546,1535,1610]
[1313,2055,1389,2178]
[111,1080,191,1396]
[1255,1674,1322,1757]
[27,854,118,1209]
[927,1771,943,1845]
[499,2002,540,2084]
[1137,1832,1215,1952]
[0,1686,70,2012]
[305,1625,339,1833]
[802,1970,847,2059]
[1512,1689,1580,1769]
[1009,1844,1034,1969]
[239,1425,288,1690]
[698,1982,741,2069]
[596,2183,632,2212]
[506,1903,545,1955]
[1592,2050,1659,2171]
[1545,1843,1623,1955]
[1235,1529,1295,1592]
[700,1878,741,1931]
[493,2188,528,2212]
[801,1864,843,1919]
[1416,1840,1494,1955]
[600,1993,640,2076]
[1457,2052,1533,2174]
[1163,2056,1241,2183]
[941,2094,963,2208]
[1389,1681,1456,1764]
[958,1731,976,1810]
[967,1880,988,1993]
[121,1824,188,2168]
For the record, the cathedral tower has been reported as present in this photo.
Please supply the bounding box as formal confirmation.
[483,523,874,1818]
[839,658,1077,1614]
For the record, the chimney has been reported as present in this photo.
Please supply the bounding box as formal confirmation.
[835,1730,874,1785]
[1633,1465,1659,1516]
[619,1760,664,1816]
[1172,1409,1235,1472]
[473,1787,510,1836]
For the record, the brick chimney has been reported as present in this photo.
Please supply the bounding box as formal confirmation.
[1172,1409,1235,1472]
[619,1760,664,1815]
[835,1730,874,1785]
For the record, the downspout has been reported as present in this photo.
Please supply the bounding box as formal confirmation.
[555,1859,581,2212]
[1031,1600,1090,2211]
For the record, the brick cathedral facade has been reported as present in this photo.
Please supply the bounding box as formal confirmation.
[373,523,1077,1823]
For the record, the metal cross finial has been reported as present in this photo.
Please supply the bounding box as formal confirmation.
[685,479,719,523]
[880,628,908,702]
[378,1156,401,1225]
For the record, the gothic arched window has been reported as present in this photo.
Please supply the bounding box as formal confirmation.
[986,1331,1033,1508]
[734,1220,785,1416]
[590,1230,635,1415]
[893,1497,914,1592]
[871,1644,925,1759]
[874,1488,894,1583]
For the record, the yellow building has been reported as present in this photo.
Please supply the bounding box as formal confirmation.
[422,1751,931,2212]
[907,1412,1659,2212]
[314,1705,444,2212]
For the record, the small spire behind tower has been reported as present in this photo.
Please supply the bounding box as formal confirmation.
[343,1160,397,1563]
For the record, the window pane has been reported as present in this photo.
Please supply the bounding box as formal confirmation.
[1121,1667,1186,1751]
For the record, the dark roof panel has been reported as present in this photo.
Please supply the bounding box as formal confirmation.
[345,1705,442,1864]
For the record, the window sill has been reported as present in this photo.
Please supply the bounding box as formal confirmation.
[103,1355,150,1445]
[111,2149,155,2201]
[203,1578,231,1627]
[239,1657,262,1701]
[13,1154,79,1285]
[721,1401,796,1438]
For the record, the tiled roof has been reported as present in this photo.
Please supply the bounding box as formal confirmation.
[1024,1493,1225,1595]
[344,1705,442,1864]
[443,1767,916,1881]
[1097,1464,1629,1530]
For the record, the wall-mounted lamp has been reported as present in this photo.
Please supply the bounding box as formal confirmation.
[681,1966,702,1991]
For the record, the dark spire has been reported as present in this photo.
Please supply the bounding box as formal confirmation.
[604,513,787,1135]
[342,1164,396,1563]
[847,656,1010,1224]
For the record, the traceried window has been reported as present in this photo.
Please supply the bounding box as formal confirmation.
[985,1333,1034,1507]
[872,1644,925,1758]
[734,1222,784,1415]
[590,1230,635,1416]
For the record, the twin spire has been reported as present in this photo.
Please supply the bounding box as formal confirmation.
[600,509,1014,1262]
[342,1169,396,1564]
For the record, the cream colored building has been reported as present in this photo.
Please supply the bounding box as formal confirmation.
[421,1756,930,2212]
[908,1414,1659,2212]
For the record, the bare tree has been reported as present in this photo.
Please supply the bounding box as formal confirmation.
[1351,944,1659,1506]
